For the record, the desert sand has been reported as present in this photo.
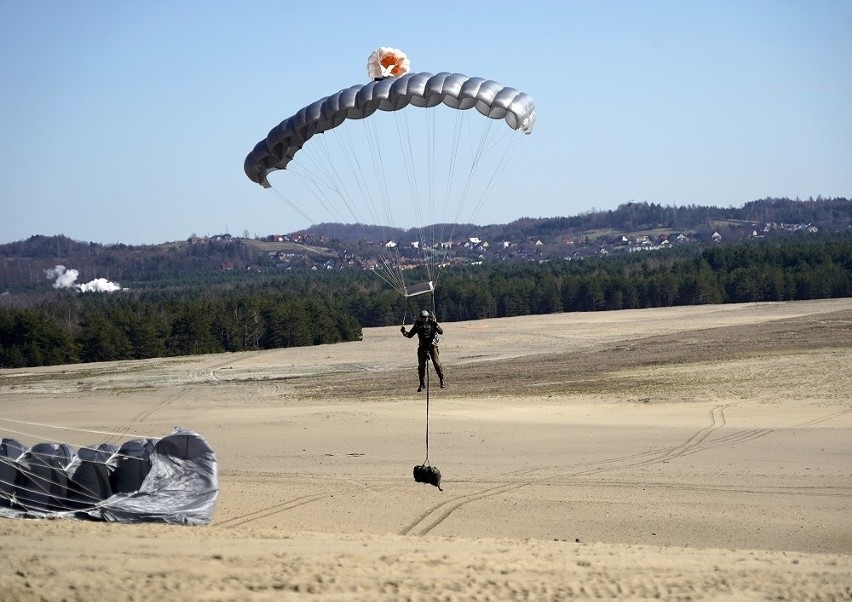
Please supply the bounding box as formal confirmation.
[1,298,851,600]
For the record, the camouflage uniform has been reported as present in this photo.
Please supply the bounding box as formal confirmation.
[402,314,445,389]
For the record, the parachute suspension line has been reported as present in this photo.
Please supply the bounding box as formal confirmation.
[286,171,344,223]
[247,188,342,260]
[362,116,408,293]
[0,418,151,448]
[374,245,409,297]
[441,109,466,261]
[393,108,435,293]
[394,109,424,227]
[452,116,495,223]
[444,109,464,210]
[2,461,110,513]
[335,120,393,228]
[444,116,520,243]
[0,421,149,507]
[286,161,348,223]
[365,116,416,298]
[468,130,523,222]
[423,107,439,289]
[313,131,365,222]
[298,134,364,223]
[297,125,393,226]
[362,116,395,228]
[372,267,404,298]
[268,186,317,225]
[0,418,163,511]
[0,419,158,512]
[422,108,434,286]
[332,123,378,224]
[432,113,499,265]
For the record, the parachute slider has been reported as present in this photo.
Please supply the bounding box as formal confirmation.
[403,281,434,298]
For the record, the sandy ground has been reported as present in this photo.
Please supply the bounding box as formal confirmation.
[1,298,851,600]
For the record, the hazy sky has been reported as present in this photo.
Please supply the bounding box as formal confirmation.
[2,1,850,245]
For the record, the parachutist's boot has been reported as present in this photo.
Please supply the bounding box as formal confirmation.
[440,378,445,388]
[417,383,425,392]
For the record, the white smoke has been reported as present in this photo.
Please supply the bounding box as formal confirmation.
[44,265,80,289]
[77,278,122,293]
[44,265,123,293]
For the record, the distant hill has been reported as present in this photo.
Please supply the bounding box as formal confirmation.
[1,197,849,292]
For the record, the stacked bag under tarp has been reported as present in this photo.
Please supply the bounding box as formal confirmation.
[0,438,25,509]
[65,443,119,509]
[0,427,217,525]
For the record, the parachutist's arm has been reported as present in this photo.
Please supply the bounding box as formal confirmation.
[434,323,443,335]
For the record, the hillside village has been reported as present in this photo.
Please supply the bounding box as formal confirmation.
[239,218,822,272]
[0,198,846,290]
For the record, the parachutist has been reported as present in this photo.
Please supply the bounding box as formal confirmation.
[402,310,445,391]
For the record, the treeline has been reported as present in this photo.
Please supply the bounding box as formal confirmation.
[433,235,851,320]
[1,234,850,369]
[0,289,361,368]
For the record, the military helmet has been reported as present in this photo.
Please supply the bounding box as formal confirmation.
[420,310,430,318]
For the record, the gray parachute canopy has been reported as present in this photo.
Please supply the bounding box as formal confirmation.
[0,427,218,525]
[244,71,537,188]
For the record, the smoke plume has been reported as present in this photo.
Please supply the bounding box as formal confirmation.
[44,265,123,293]
[44,265,79,289]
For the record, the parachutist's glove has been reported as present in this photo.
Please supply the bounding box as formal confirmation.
[400,326,406,334]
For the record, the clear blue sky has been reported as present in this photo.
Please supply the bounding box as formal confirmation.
[2,1,850,245]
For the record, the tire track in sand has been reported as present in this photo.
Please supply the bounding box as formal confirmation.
[402,404,727,536]
[216,480,398,529]
[404,404,851,536]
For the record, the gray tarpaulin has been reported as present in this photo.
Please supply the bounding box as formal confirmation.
[0,427,218,525]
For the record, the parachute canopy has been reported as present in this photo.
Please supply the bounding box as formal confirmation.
[0,427,218,525]
[244,71,537,188]
[244,50,536,299]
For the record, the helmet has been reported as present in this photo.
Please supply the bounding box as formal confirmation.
[419,310,430,318]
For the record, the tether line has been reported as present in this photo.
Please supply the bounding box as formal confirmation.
[424,356,431,466]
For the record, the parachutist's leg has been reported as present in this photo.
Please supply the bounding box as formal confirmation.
[417,348,427,392]
[430,346,445,387]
